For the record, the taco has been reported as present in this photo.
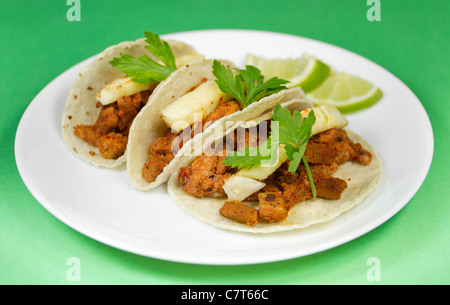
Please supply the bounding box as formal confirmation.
[126,59,309,190]
[167,100,383,233]
[62,31,203,168]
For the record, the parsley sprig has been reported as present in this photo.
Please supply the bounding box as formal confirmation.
[223,138,276,170]
[223,103,317,198]
[273,104,317,198]
[272,104,316,173]
[212,60,289,109]
[109,31,177,84]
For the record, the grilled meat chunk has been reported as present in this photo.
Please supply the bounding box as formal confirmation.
[178,151,237,197]
[219,201,259,226]
[74,90,150,159]
[116,91,150,134]
[201,100,241,130]
[74,125,97,146]
[309,128,372,165]
[258,191,289,223]
[96,132,128,160]
[142,130,179,183]
[314,176,348,200]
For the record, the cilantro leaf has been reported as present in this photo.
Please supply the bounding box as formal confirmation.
[286,145,305,173]
[272,103,316,173]
[109,31,177,84]
[212,60,245,104]
[223,104,316,172]
[143,31,177,71]
[223,138,276,170]
[213,60,288,108]
[272,104,317,197]
[272,104,316,160]
[109,54,175,84]
[223,103,317,198]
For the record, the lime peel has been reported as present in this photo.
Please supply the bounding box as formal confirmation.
[306,72,383,113]
[245,53,330,93]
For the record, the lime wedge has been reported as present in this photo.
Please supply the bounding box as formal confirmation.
[306,72,383,113]
[245,53,330,92]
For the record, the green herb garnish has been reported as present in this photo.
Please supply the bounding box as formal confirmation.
[109,31,176,84]
[212,60,289,109]
[224,103,317,198]
[271,104,316,173]
[223,137,276,170]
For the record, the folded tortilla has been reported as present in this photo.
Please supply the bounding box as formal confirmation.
[126,58,310,190]
[62,38,198,168]
[167,101,383,233]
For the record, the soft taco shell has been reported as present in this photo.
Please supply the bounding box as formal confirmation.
[62,38,197,168]
[126,61,309,191]
[167,103,383,233]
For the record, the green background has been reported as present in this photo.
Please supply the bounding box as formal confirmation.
[1,0,449,285]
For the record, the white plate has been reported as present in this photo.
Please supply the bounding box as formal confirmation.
[15,30,433,265]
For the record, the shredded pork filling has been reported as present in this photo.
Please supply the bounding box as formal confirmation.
[74,90,151,159]
[177,128,373,225]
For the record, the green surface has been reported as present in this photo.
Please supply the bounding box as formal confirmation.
[1,0,449,285]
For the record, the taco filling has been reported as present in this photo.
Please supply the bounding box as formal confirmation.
[142,97,242,182]
[141,60,290,183]
[74,88,153,159]
[176,104,373,226]
[68,31,204,161]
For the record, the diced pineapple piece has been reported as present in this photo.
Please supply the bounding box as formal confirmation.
[222,175,266,202]
[95,77,157,106]
[160,80,233,132]
[300,104,348,136]
[236,145,288,181]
